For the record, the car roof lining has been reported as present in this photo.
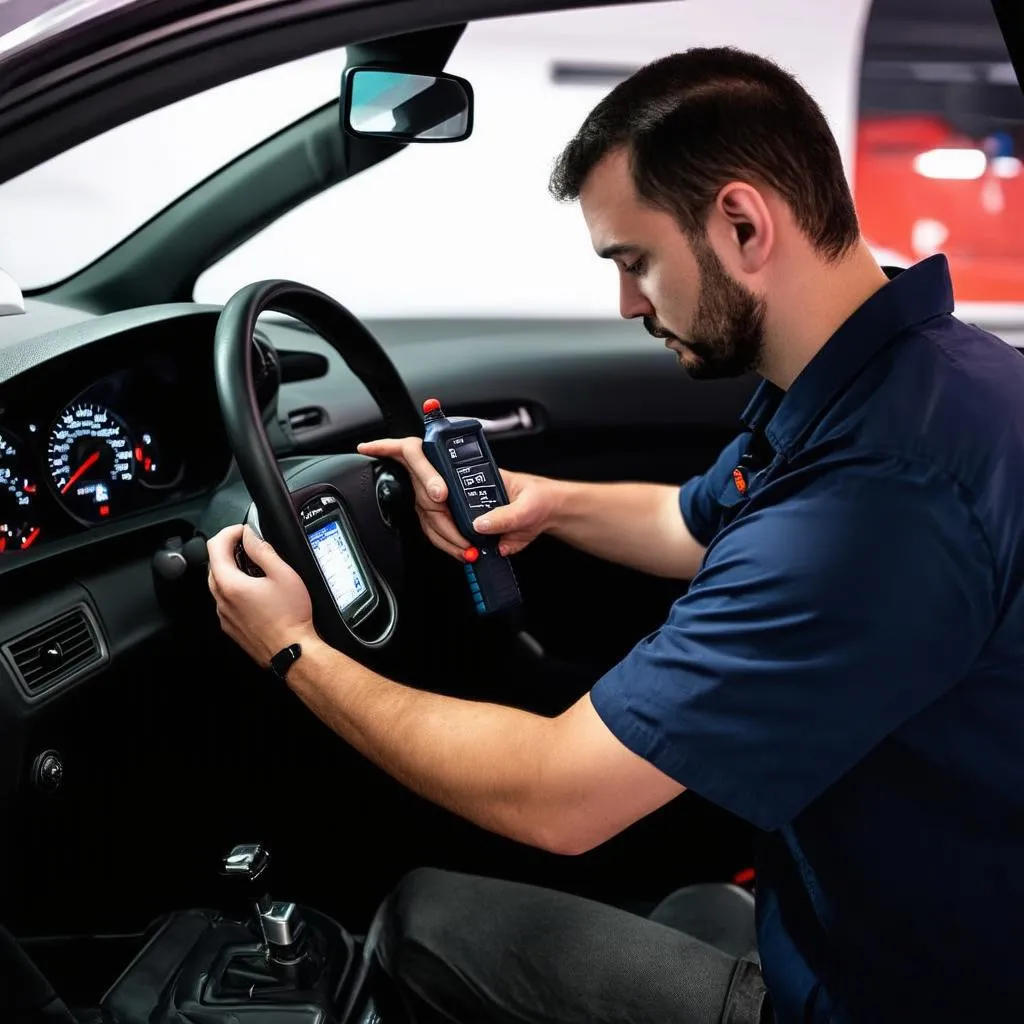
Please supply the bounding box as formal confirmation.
[0,1,661,184]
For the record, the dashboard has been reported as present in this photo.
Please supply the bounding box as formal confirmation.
[0,309,235,553]
[0,294,765,565]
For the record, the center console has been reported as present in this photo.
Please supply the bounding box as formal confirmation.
[97,844,383,1024]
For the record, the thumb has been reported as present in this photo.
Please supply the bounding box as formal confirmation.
[472,504,524,536]
[241,525,288,576]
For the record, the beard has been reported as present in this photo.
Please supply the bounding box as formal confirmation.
[645,235,767,380]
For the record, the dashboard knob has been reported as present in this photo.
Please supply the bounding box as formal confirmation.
[33,750,64,793]
[152,548,188,581]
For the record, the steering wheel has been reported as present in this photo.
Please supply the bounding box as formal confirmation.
[213,280,423,658]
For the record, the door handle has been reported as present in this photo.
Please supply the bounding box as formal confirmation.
[468,406,534,437]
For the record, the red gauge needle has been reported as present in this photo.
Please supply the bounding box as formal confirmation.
[21,528,40,550]
[61,450,100,494]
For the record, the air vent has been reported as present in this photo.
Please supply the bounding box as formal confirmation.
[288,406,326,432]
[2,605,106,700]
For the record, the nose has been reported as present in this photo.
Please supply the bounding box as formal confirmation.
[619,275,654,320]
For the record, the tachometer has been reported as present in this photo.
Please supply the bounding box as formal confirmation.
[47,402,135,521]
[0,430,41,551]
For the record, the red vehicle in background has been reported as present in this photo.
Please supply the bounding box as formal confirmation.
[857,115,1024,302]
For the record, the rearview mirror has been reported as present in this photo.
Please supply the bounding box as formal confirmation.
[342,67,473,143]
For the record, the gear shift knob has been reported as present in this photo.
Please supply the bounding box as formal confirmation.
[221,843,270,883]
[221,843,271,926]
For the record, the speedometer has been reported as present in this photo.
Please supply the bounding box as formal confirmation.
[47,402,136,521]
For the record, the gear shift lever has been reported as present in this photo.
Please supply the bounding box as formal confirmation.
[220,844,315,982]
[258,900,308,964]
[220,842,270,925]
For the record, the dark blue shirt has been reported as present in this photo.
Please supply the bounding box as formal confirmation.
[591,255,1024,1022]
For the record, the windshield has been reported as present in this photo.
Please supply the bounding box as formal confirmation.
[0,45,347,288]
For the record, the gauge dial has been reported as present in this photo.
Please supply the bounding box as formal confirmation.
[47,403,135,521]
[1,522,42,551]
[134,429,180,488]
[0,430,40,551]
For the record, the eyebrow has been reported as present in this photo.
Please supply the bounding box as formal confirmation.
[597,243,642,260]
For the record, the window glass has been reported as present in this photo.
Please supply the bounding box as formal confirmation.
[196,0,872,318]
[855,0,1024,322]
[0,47,347,288]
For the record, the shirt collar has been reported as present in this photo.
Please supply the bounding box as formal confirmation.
[740,254,955,456]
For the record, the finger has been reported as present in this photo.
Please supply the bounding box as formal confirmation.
[471,503,527,537]
[206,524,244,580]
[357,439,405,458]
[240,525,289,578]
[419,506,469,550]
[423,522,465,560]
[405,440,449,502]
[365,437,448,502]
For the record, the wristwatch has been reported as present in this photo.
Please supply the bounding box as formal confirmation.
[269,642,302,680]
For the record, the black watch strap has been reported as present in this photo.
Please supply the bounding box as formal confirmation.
[270,643,302,680]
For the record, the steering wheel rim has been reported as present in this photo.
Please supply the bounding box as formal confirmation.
[213,279,422,654]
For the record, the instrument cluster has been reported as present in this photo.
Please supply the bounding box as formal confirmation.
[0,350,230,552]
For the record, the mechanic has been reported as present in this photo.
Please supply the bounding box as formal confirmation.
[207,46,1024,1024]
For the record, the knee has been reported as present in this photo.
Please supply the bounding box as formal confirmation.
[370,867,463,980]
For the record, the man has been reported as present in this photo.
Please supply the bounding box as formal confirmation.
[207,47,1024,1023]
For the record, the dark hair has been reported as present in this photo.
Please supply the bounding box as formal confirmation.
[549,47,859,260]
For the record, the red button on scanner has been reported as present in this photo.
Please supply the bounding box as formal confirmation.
[463,546,480,563]
[422,398,442,414]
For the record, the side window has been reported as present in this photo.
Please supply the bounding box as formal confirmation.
[855,0,1024,316]
[196,0,872,318]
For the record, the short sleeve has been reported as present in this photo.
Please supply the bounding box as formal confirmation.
[592,456,996,831]
[678,432,749,546]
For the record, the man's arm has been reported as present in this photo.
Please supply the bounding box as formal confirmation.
[286,635,685,855]
[537,431,749,577]
[544,479,706,579]
[358,436,707,579]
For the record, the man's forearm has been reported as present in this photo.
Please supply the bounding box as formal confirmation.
[285,637,569,851]
[544,479,705,578]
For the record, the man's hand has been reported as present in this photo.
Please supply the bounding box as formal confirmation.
[357,436,560,558]
[206,524,317,666]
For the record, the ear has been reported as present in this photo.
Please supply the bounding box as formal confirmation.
[711,182,773,273]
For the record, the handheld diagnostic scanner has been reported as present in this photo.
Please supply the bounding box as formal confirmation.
[420,398,521,615]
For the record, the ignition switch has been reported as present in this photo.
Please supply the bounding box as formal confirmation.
[32,749,64,793]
